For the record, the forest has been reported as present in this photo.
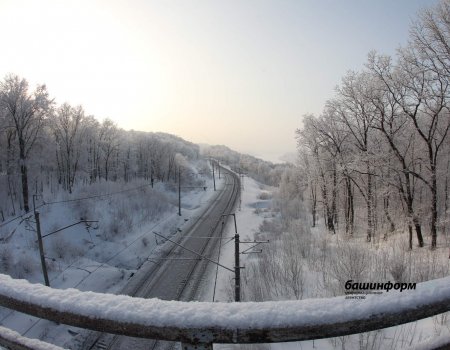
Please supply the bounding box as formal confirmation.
[1,1,450,349]
[233,2,450,347]
[0,73,290,222]
[0,72,212,220]
[293,0,450,250]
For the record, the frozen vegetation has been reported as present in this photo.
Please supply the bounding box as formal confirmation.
[1,1,450,350]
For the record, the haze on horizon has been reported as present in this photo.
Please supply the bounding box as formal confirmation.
[0,0,438,163]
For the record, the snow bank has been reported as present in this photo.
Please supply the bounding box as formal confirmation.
[0,325,66,350]
[1,273,450,331]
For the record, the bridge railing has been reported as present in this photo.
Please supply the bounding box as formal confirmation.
[0,274,449,349]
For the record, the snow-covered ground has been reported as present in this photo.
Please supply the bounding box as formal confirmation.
[201,172,275,303]
[1,170,449,350]
[208,174,450,350]
[0,170,224,348]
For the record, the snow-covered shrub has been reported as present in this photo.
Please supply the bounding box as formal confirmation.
[357,330,384,350]
[389,252,408,283]
[11,254,36,278]
[244,240,305,301]
[287,220,311,259]
[91,185,171,240]
[328,241,369,295]
[196,159,212,179]
[242,220,309,301]
[50,236,82,261]
[413,250,447,283]
[257,191,272,200]
[50,236,67,259]
[111,200,133,235]
[139,190,170,223]
[0,249,37,279]
[280,238,304,299]
[258,219,281,234]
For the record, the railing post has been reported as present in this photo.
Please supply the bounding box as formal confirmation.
[181,342,213,349]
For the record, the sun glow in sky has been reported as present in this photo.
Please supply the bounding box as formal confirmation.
[0,0,438,162]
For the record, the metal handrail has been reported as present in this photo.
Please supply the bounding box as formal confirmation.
[0,274,449,349]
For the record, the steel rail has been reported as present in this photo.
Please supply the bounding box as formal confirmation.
[87,167,239,349]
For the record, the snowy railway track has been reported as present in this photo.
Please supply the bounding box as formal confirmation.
[84,166,240,350]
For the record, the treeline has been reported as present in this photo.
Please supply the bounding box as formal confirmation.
[295,0,450,249]
[201,144,290,187]
[0,74,200,216]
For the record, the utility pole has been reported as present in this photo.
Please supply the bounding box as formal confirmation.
[178,166,181,216]
[154,212,267,303]
[211,160,216,191]
[151,167,154,188]
[35,212,50,287]
[234,233,241,302]
[218,161,221,179]
[237,168,245,211]
[33,195,49,287]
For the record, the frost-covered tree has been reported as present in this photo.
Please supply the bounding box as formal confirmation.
[333,71,379,241]
[297,115,338,233]
[51,103,87,193]
[294,0,450,249]
[0,74,52,212]
[367,53,425,248]
[99,118,119,182]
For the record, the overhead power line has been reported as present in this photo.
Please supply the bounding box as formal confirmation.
[1,183,151,228]
[42,183,151,206]
[0,213,32,228]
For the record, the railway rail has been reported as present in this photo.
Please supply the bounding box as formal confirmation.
[1,166,449,350]
[84,166,240,350]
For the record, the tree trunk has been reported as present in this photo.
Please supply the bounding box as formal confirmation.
[413,218,424,247]
[6,132,16,215]
[332,164,338,227]
[431,171,438,248]
[19,141,29,213]
[310,184,317,228]
[344,177,354,235]
[366,168,374,242]
[408,224,413,250]
[383,195,395,240]
[319,169,334,233]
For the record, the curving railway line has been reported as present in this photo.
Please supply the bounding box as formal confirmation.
[82,166,240,350]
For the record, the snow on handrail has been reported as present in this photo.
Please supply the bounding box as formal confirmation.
[1,274,450,345]
[0,325,66,350]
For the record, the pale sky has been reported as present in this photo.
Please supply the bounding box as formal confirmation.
[0,0,439,162]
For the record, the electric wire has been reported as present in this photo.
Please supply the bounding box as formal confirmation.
[9,171,235,344]
[0,213,32,228]
[1,183,151,227]
[42,183,151,206]
[21,219,170,338]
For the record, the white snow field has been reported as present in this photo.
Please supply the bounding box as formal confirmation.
[0,167,224,348]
